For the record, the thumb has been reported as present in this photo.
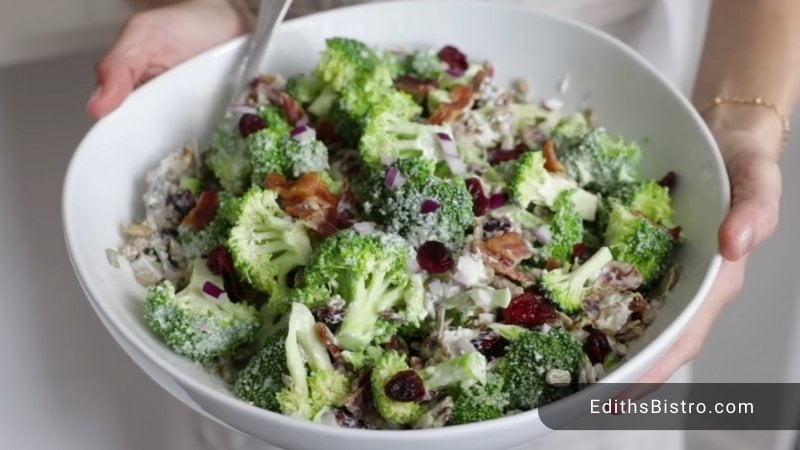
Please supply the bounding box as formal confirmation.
[718,151,781,260]
[87,19,151,119]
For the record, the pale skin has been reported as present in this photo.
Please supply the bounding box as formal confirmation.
[88,0,800,384]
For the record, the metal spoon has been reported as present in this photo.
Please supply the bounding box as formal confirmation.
[230,0,294,105]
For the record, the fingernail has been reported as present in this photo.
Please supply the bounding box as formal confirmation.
[88,85,103,106]
[738,227,753,256]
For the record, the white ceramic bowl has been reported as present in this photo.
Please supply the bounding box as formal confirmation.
[63,2,728,448]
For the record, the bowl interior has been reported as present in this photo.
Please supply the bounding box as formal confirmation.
[63,2,727,447]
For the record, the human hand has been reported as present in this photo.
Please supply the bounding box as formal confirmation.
[638,113,784,383]
[87,0,253,119]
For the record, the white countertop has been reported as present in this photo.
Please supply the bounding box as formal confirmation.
[1,3,799,448]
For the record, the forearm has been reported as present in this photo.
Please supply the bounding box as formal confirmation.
[694,0,800,154]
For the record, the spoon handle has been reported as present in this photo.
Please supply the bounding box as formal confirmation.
[231,0,294,104]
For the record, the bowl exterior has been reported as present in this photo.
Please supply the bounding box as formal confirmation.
[63,2,727,448]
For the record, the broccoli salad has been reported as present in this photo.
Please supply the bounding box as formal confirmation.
[114,38,682,429]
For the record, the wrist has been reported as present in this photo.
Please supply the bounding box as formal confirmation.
[700,101,787,157]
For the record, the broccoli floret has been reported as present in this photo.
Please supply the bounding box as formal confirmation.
[378,49,406,79]
[330,85,421,146]
[247,131,330,185]
[234,303,348,419]
[233,334,287,410]
[555,128,642,191]
[501,327,583,409]
[258,105,292,137]
[291,229,426,351]
[359,113,449,167]
[285,73,323,106]
[143,260,259,362]
[498,151,598,221]
[403,49,482,88]
[177,194,241,259]
[603,202,674,284]
[552,113,590,141]
[610,180,674,226]
[371,351,426,425]
[427,88,451,112]
[371,351,488,426]
[543,189,583,264]
[228,188,312,301]
[450,372,510,425]
[417,352,487,390]
[363,158,474,250]
[316,37,392,94]
[205,121,251,194]
[405,49,445,80]
[540,247,613,313]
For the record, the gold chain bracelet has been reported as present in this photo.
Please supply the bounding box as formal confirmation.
[700,96,792,149]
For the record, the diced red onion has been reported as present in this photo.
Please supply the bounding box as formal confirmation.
[436,132,466,175]
[228,104,258,115]
[384,166,407,189]
[420,199,440,214]
[352,221,376,235]
[202,281,225,300]
[542,98,564,111]
[446,68,465,78]
[533,225,552,244]
[488,193,507,209]
[290,125,315,142]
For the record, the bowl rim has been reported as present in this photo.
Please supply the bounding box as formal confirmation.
[62,0,729,438]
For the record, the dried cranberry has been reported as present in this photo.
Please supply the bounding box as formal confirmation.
[584,326,612,364]
[668,226,682,242]
[471,330,509,359]
[488,144,527,165]
[313,306,346,326]
[465,178,489,216]
[238,113,267,138]
[437,45,469,77]
[483,218,512,238]
[658,171,677,190]
[385,370,425,402]
[334,408,365,429]
[206,245,234,275]
[416,241,454,274]
[502,292,558,328]
[572,243,594,264]
[169,189,197,215]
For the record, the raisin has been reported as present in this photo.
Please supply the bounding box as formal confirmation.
[313,306,346,326]
[488,144,527,165]
[170,189,197,215]
[471,330,508,359]
[584,326,612,365]
[659,171,677,190]
[385,370,425,402]
[483,218,512,239]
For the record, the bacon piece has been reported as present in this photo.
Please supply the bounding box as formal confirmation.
[247,75,283,107]
[542,139,567,173]
[471,63,494,91]
[279,92,308,127]
[475,232,533,284]
[427,85,475,125]
[181,191,219,231]
[315,323,346,372]
[264,173,290,191]
[395,76,438,104]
